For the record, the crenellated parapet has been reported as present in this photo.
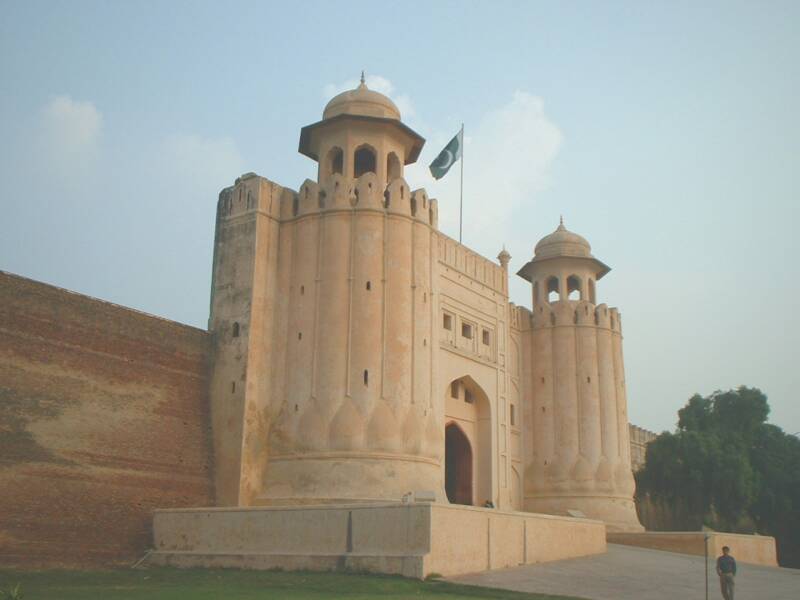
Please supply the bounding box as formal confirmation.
[219,172,439,228]
[529,300,624,333]
[437,234,507,295]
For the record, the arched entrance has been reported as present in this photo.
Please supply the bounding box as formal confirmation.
[444,375,492,507]
[445,423,472,505]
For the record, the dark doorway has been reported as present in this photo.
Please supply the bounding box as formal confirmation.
[445,423,473,505]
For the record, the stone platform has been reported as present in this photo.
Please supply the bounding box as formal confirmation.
[607,531,777,566]
[149,502,607,579]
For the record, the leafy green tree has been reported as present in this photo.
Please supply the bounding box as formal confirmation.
[636,386,799,567]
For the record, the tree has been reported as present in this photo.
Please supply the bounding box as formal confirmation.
[636,386,799,567]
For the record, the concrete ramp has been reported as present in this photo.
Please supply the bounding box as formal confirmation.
[449,543,799,600]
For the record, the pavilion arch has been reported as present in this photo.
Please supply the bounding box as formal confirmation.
[444,375,492,506]
[386,151,401,182]
[323,146,344,178]
[546,276,560,303]
[354,144,377,178]
[567,275,582,301]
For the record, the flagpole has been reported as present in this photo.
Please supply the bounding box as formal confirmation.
[459,123,464,244]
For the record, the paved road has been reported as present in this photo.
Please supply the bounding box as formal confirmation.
[449,544,799,600]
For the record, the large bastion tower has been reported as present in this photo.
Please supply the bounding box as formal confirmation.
[206,77,642,532]
[208,77,443,507]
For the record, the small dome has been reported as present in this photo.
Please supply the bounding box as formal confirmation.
[323,77,401,121]
[534,218,591,259]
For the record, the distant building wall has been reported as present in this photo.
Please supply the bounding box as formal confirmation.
[629,424,657,472]
[0,271,214,567]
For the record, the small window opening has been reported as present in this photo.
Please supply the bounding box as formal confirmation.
[298,332,302,340]
[450,381,459,399]
[231,381,236,394]
[363,370,369,386]
[462,322,473,339]
[366,281,371,291]
[540,377,545,383]
[294,404,299,412]
[547,276,559,303]
[423,292,427,303]
[292,196,299,216]
[510,404,516,426]
[429,207,433,222]
[300,285,305,295]
[443,314,452,330]
[464,388,474,404]
[318,190,326,209]
[383,189,390,209]
[354,146,376,177]
[549,312,556,326]
[232,322,240,338]
[411,197,417,216]
[246,190,253,209]
[482,329,490,345]
[587,376,591,383]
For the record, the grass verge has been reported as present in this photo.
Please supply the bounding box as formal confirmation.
[0,567,589,600]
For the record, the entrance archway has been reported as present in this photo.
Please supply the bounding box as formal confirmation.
[445,423,473,505]
[443,375,492,507]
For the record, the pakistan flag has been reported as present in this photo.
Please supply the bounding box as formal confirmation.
[429,127,463,180]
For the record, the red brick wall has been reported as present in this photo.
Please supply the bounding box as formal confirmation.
[0,271,214,567]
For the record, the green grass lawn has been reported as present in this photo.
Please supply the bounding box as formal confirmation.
[0,567,588,600]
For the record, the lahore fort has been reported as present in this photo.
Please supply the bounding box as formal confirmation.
[0,80,776,577]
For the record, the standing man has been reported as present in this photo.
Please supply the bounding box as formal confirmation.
[716,545,737,600]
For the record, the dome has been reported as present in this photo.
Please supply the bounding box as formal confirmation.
[534,218,592,259]
[323,76,401,121]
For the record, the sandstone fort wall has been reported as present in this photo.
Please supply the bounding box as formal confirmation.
[0,271,213,567]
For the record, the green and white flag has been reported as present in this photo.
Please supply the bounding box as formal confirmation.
[429,127,463,180]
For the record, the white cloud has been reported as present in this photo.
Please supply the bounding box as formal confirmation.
[323,74,416,119]
[38,95,103,180]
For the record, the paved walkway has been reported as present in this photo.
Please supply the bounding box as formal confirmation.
[448,544,799,600]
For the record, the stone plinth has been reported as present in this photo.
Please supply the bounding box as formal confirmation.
[608,532,778,567]
[150,503,607,578]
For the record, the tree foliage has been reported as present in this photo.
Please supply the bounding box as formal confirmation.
[636,386,800,567]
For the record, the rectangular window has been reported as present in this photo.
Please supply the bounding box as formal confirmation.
[443,313,452,330]
[450,381,459,399]
[510,404,516,426]
[462,322,473,339]
[464,388,474,404]
[482,329,490,345]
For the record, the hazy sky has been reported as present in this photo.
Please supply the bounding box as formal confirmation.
[1,1,797,434]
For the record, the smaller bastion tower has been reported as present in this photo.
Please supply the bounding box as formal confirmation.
[517,220,643,532]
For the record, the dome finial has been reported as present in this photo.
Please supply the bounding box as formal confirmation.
[359,70,366,87]
[558,215,565,231]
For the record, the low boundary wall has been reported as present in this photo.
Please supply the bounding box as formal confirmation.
[150,503,607,578]
[608,532,777,567]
